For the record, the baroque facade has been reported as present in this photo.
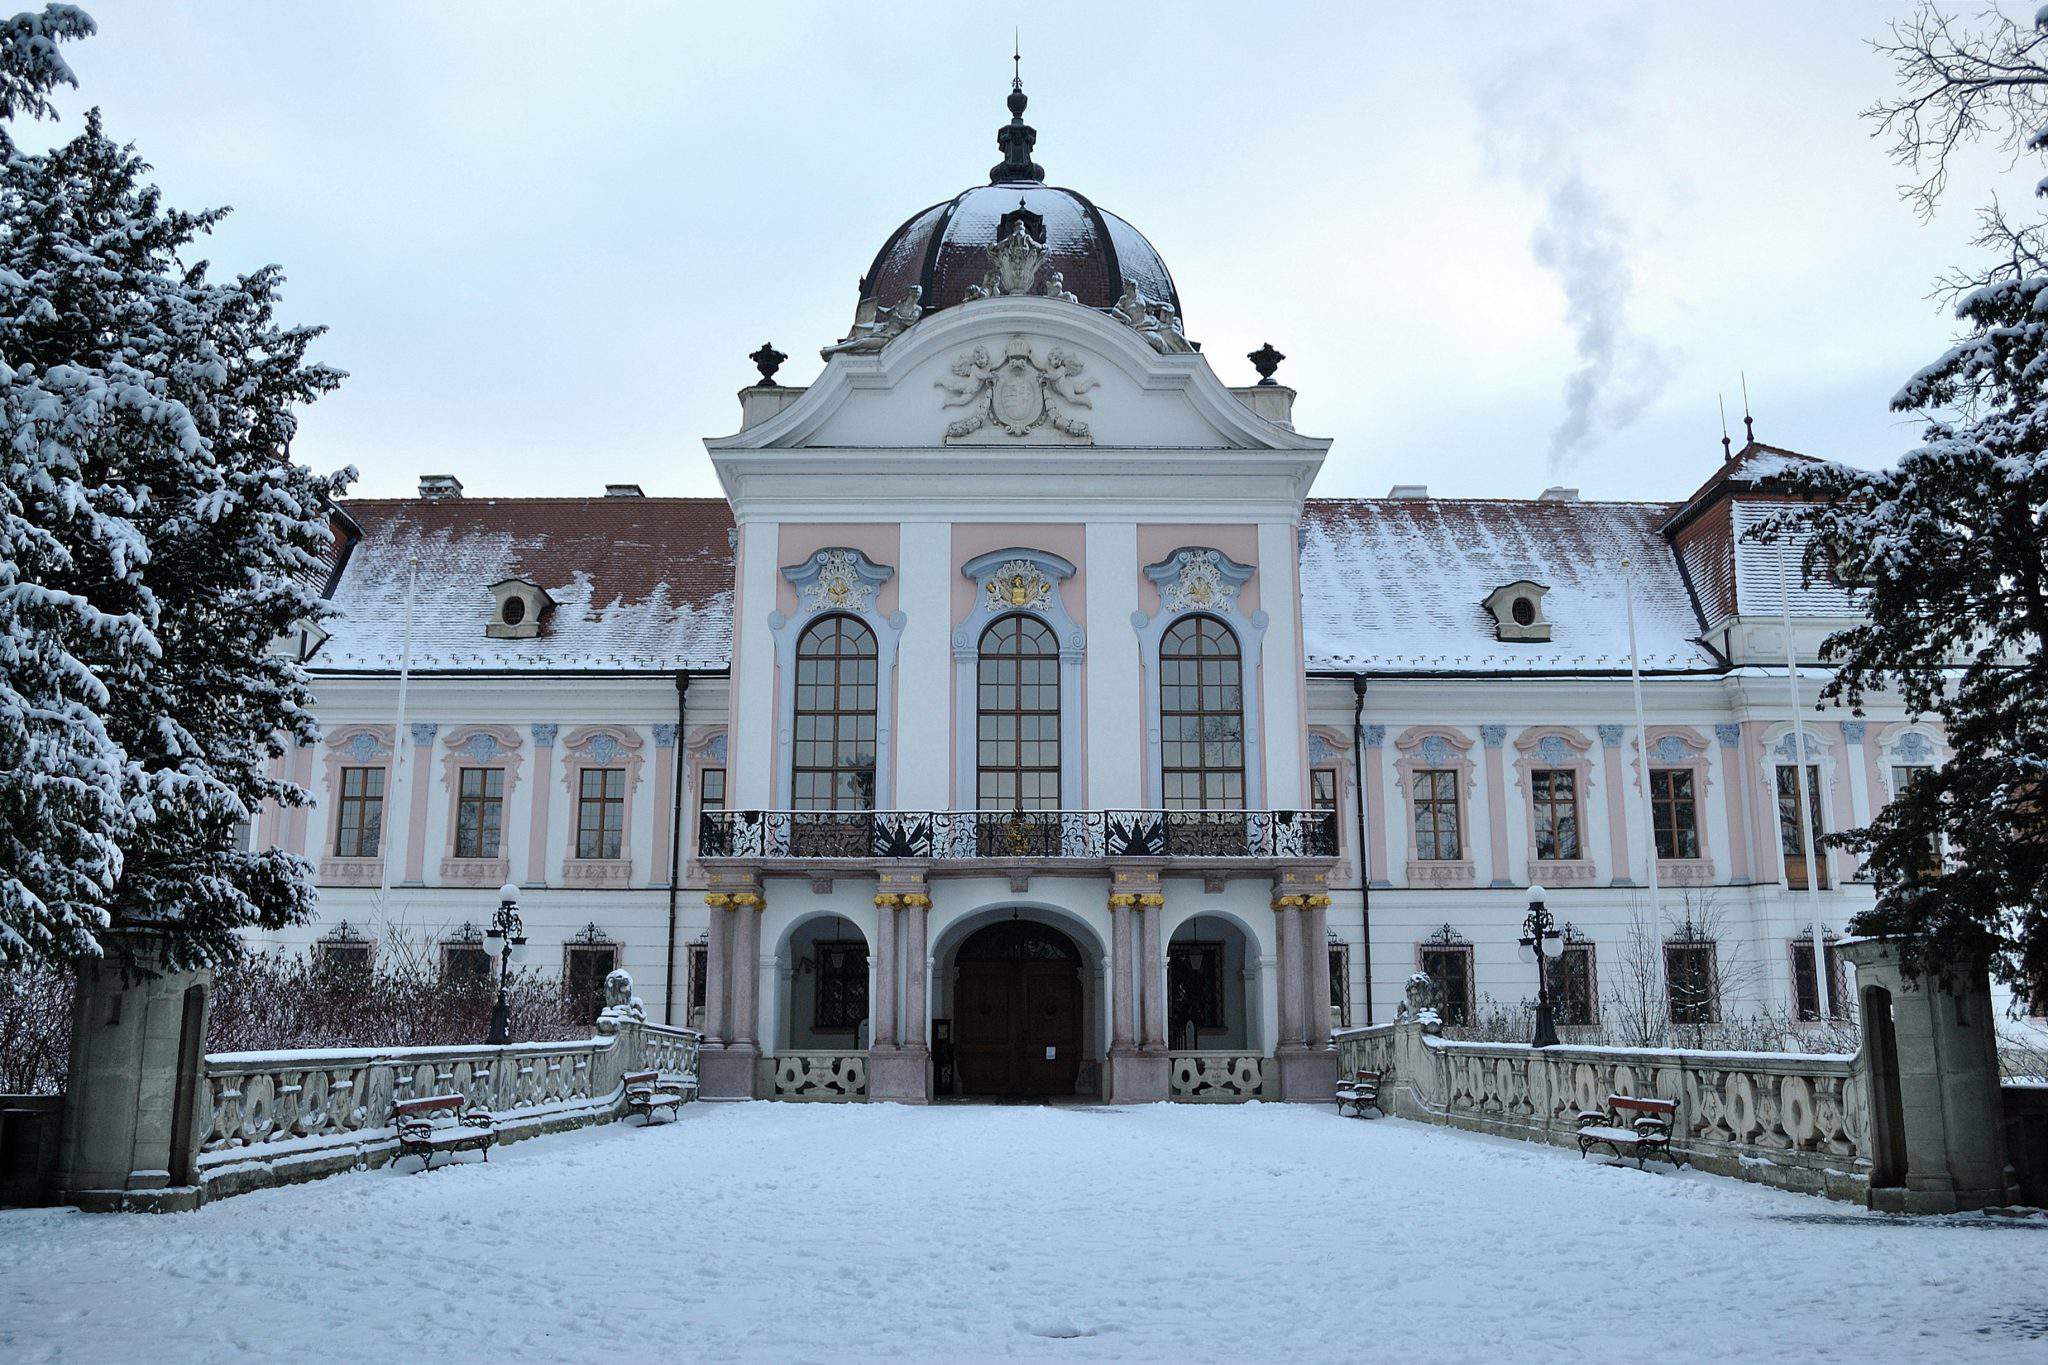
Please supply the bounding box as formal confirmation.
[258,78,1960,1101]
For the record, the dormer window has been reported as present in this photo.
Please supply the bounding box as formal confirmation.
[1482,580,1552,642]
[487,577,553,639]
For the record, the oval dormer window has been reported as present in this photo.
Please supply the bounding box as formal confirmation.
[1511,596,1536,627]
[502,596,527,627]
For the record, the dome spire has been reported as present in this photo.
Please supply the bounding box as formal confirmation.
[990,37,1045,185]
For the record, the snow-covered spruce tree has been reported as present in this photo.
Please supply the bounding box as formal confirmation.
[1764,206,2048,992]
[0,9,350,971]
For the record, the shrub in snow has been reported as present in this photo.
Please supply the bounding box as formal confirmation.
[0,10,351,971]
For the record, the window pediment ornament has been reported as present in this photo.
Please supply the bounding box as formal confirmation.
[782,547,893,617]
[1143,547,1256,617]
[935,335,1098,442]
[983,559,1053,613]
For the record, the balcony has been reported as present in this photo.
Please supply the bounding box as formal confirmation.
[699,809,1338,864]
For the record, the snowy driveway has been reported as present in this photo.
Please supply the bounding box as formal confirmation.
[3,1102,2045,1362]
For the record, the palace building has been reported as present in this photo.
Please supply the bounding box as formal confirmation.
[261,76,1946,1102]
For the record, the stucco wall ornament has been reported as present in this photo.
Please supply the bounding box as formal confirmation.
[821,285,923,358]
[797,549,878,614]
[961,218,1077,302]
[936,336,1098,440]
[1158,548,1238,614]
[982,558,1053,613]
[1111,278,1194,354]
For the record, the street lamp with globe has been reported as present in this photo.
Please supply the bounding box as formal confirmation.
[485,882,527,1045]
[1518,885,1563,1048]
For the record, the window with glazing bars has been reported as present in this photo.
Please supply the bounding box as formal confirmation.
[792,615,878,810]
[1776,765,1829,889]
[1891,765,1942,875]
[454,767,504,859]
[814,940,869,1031]
[1666,941,1718,1024]
[1650,768,1700,860]
[1159,615,1244,810]
[1549,943,1596,1026]
[565,942,618,1019]
[1419,945,1473,1025]
[333,766,385,858]
[1531,768,1581,861]
[576,768,625,860]
[977,614,1060,810]
[1412,769,1461,860]
[1791,939,1849,1020]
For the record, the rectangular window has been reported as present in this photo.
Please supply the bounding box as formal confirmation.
[454,767,505,860]
[1531,768,1581,861]
[440,942,492,986]
[1412,769,1462,861]
[576,767,626,860]
[1168,941,1227,1046]
[699,767,726,814]
[1329,943,1352,1030]
[814,940,869,1032]
[565,942,618,1020]
[1311,769,1338,813]
[1891,765,1942,875]
[1550,943,1597,1026]
[1776,764,1829,890]
[333,765,386,858]
[315,938,373,980]
[1650,768,1700,860]
[1419,945,1473,1026]
[1665,941,1718,1025]
[1791,939,1849,1021]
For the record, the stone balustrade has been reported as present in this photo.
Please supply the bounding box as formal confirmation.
[1334,1020,1869,1201]
[771,1051,869,1099]
[1168,1052,1266,1100]
[196,1018,701,1201]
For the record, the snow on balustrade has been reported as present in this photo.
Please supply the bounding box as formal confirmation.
[196,1020,702,1200]
[1168,1052,1265,1100]
[1335,1019,1867,1200]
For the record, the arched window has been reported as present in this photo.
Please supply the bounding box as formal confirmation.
[977,614,1060,810]
[792,615,878,810]
[1159,615,1245,810]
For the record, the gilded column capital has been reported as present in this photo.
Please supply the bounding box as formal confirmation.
[874,892,902,908]
[1272,893,1307,910]
[1108,892,1139,908]
[704,892,732,908]
[1136,892,1165,907]
[1305,893,1333,909]
[730,891,764,910]
[901,892,931,909]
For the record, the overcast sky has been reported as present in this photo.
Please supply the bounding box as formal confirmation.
[31,2,2026,503]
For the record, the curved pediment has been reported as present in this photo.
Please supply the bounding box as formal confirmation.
[707,296,1328,454]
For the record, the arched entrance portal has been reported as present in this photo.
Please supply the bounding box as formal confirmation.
[954,919,1084,1097]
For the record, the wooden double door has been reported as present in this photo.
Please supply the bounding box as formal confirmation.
[952,921,1084,1097]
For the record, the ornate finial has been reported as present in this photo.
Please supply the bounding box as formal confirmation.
[749,342,786,387]
[990,43,1045,185]
[1741,370,1755,446]
[1718,392,1732,460]
[1248,342,1285,386]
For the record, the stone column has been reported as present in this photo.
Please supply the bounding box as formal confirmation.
[872,892,900,1049]
[1110,896,1137,1049]
[57,933,213,1212]
[526,723,557,887]
[1272,868,1340,1101]
[1840,939,2017,1213]
[869,871,932,1102]
[1306,892,1334,1048]
[696,873,764,1100]
[1598,725,1631,885]
[1139,893,1167,1050]
[1105,869,1169,1103]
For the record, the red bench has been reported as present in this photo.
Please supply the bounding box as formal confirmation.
[624,1069,688,1126]
[394,1094,496,1171]
[1576,1094,1682,1170]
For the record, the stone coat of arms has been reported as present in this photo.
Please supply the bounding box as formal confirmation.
[936,335,1099,441]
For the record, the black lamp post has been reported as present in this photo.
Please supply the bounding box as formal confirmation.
[1520,885,1562,1048]
[485,882,527,1045]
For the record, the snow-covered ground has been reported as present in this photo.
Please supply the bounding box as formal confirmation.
[3,1103,2045,1362]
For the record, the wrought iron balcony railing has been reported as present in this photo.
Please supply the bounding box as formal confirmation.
[698,809,1338,862]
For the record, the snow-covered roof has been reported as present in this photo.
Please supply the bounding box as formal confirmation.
[1300,498,1719,673]
[315,497,734,672]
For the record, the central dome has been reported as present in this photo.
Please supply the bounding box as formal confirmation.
[853,76,1181,326]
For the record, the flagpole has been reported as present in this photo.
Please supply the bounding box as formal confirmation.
[377,556,419,913]
[1779,543,1831,1019]
[1622,557,1667,1032]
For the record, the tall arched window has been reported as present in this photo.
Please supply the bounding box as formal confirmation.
[1160,615,1245,810]
[792,615,878,810]
[977,614,1060,809]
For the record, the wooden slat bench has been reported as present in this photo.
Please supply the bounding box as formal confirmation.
[624,1069,690,1126]
[394,1094,496,1172]
[1576,1094,1682,1170]
[1335,1068,1385,1118]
